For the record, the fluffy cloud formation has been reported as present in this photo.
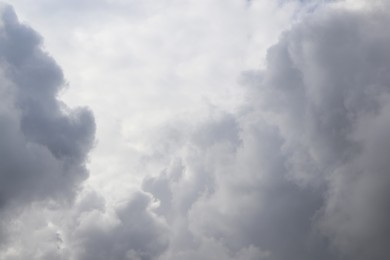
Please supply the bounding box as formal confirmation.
[1,0,390,260]
[139,1,390,260]
[249,3,390,258]
[0,0,94,242]
[68,191,168,260]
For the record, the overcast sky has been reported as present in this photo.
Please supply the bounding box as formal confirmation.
[1,0,390,259]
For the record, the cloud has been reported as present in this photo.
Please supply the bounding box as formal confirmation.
[139,1,390,260]
[69,191,168,260]
[141,109,335,260]
[2,0,390,260]
[0,0,94,237]
[238,2,390,259]
[248,3,390,258]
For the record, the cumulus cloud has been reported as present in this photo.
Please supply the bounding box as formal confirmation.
[0,0,94,243]
[138,1,390,260]
[249,3,390,258]
[139,108,334,260]
[68,191,168,260]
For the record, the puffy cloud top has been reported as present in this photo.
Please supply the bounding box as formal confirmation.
[0,4,95,209]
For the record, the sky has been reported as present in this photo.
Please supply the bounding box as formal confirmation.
[0,0,390,259]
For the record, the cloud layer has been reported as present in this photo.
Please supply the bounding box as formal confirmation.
[1,1,390,260]
[138,2,390,259]
[251,4,390,258]
[0,2,95,247]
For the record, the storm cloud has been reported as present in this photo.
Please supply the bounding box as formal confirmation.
[139,1,390,260]
[249,4,390,258]
[0,1,94,225]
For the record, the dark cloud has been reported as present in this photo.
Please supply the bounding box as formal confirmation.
[140,2,390,260]
[0,3,94,214]
[251,5,390,259]
[71,191,168,260]
[141,114,336,260]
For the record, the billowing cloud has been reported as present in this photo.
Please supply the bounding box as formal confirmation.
[69,191,168,260]
[0,0,94,240]
[249,3,390,258]
[139,1,390,260]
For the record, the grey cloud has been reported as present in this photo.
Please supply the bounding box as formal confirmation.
[0,2,94,215]
[139,2,390,260]
[71,191,168,260]
[0,4,167,259]
[143,115,335,260]
[242,3,390,259]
